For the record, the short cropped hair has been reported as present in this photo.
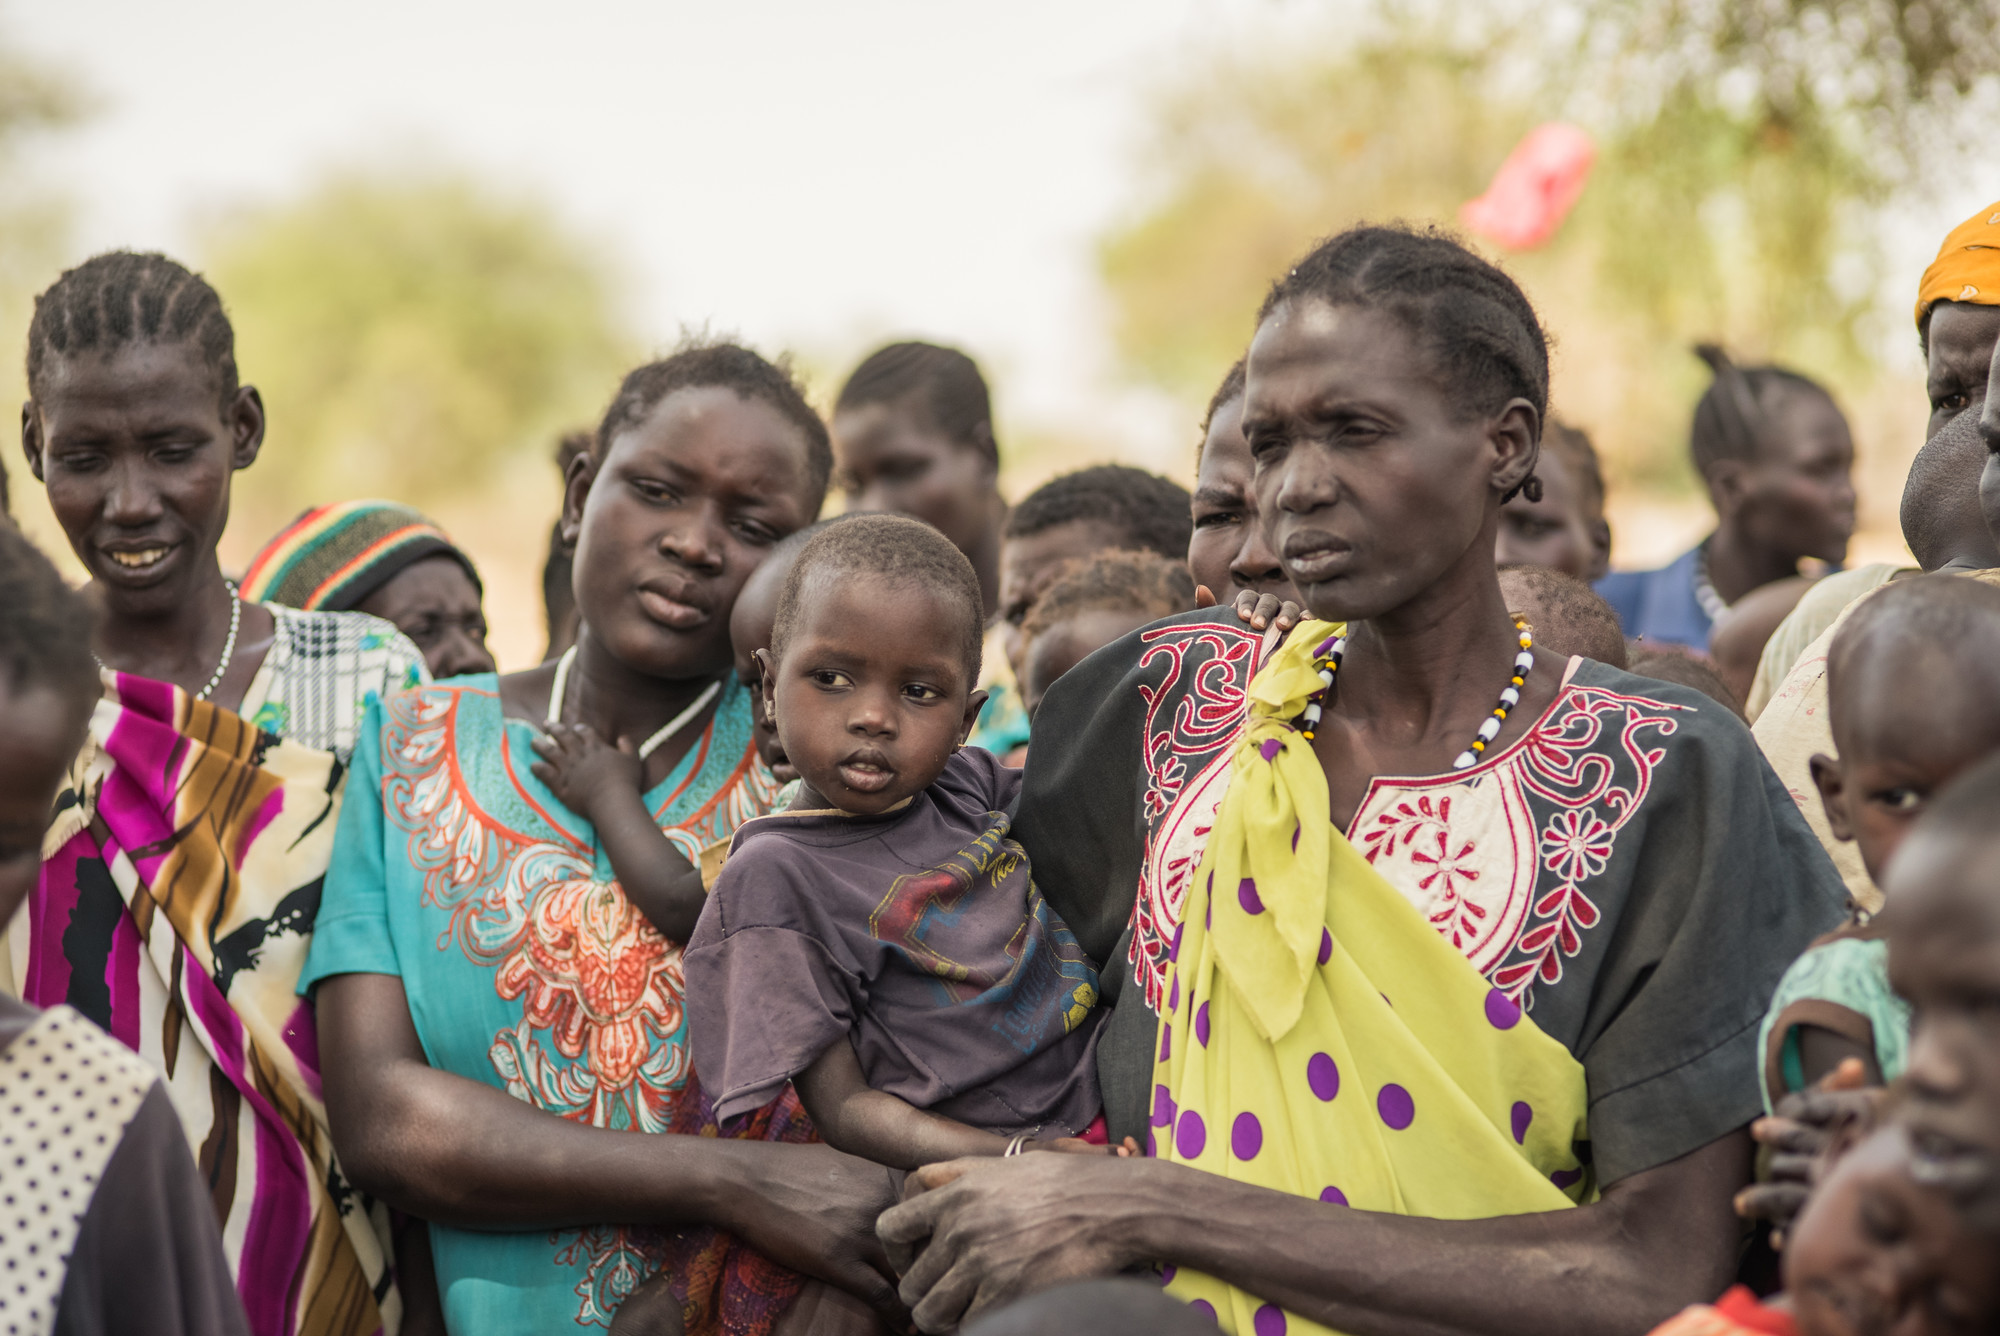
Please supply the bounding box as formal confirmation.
[835,341,998,467]
[1005,465,1193,560]
[1022,550,1197,643]
[771,513,985,683]
[1496,564,1626,667]
[594,339,832,508]
[0,524,99,721]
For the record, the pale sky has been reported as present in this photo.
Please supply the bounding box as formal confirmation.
[9,0,1286,462]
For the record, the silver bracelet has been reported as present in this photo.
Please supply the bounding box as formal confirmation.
[1002,1133,1032,1157]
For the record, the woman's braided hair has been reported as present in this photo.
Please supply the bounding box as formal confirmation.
[1258,225,1550,500]
[27,252,238,409]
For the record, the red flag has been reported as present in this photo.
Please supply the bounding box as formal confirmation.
[1460,123,1596,251]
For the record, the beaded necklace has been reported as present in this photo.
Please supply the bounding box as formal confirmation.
[1297,618,1536,771]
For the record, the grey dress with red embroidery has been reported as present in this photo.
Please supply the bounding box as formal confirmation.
[1012,609,1847,1188]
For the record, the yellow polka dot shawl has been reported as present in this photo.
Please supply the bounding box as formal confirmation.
[1153,622,1593,1335]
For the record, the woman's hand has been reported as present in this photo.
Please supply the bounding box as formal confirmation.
[716,1141,910,1324]
[530,721,643,820]
[877,1154,1159,1333]
[1195,584,1304,634]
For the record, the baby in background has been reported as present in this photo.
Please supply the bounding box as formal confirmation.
[1016,549,1196,718]
[686,513,1123,1169]
[1759,575,2000,1105]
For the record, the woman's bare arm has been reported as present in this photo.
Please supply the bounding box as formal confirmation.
[316,971,904,1314]
[794,1038,1011,1171]
[877,1129,1751,1336]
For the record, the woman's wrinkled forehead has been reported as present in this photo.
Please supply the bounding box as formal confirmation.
[603,387,817,510]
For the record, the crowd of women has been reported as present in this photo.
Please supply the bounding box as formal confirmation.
[3,199,2000,1336]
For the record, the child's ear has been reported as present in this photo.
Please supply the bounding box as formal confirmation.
[752,648,777,719]
[1810,753,1855,842]
[21,401,45,482]
[960,689,990,744]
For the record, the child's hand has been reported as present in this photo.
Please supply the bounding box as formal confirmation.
[531,722,644,819]
[1025,1134,1142,1157]
[1232,589,1303,633]
[1734,1057,1882,1243]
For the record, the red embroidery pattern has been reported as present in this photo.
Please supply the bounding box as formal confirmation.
[1131,622,1265,1008]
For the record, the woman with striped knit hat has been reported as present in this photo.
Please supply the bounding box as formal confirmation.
[243,498,495,679]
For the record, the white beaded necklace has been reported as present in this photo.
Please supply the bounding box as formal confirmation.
[93,580,241,702]
[545,645,722,761]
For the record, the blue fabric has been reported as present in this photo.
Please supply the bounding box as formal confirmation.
[301,675,781,1333]
[1595,545,1712,651]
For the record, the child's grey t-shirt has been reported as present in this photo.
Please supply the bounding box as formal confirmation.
[685,747,1105,1135]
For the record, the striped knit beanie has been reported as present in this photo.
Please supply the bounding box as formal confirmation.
[240,500,480,612]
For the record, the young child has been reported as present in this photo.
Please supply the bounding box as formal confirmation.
[685,514,1116,1170]
[1495,564,1628,668]
[1494,420,1612,583]
[0,524,251,1336]
[1017,549,1196,718]
[1758,576,2000,1106]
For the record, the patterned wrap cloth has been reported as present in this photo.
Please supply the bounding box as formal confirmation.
[1154,622,1591,1334]
[241,500,480,613]
[17,673,394,1336]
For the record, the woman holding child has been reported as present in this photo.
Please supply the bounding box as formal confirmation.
[303,345,901,1333]
[880,227,1849,1336]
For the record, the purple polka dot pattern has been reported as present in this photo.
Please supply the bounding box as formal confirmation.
[1171,922,1184,962]
[1190,1300,1217,1324]
[1238,878,1263,914]
[1307,1052,1340,1101]
[1319,1185,1348,1205]
[1147,1129,1158,1157]
[1231,1111,1263,1161]
[1254,1303,1288,1336]
[1195,1001,1210,1047]
[1152,1085,1176,1128]
[1377,1083,1415,1130]
[1175,1109,1206,1159]
[1159,1025,1172,1062]
[1291,823,1301,852]
[1169,974,1180,1012]
[1484,988,1522,1030]
[1511,1101,1533,1145]
[1317,928,1332,966]
[1551,1167,1583,1190]
[1160,1265,1177,1285]
[1259,737,1282,761]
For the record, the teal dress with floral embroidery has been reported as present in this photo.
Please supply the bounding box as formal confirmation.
[301,674,783,1332]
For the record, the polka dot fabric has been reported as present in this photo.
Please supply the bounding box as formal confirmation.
[0,1007,156,1336]
[1152,622,1592,1336]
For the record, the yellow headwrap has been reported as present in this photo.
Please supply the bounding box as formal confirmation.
[1916,200,2000,329]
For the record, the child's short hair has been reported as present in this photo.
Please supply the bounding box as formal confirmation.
[1004,465,1193,562]
[1626,644,1744,718]
[27,251,238,411]
[1021,550,1196,643]
[1497,564,1625,667]
[0,524,99,720]
[594,338,832,508]
[1827,576,2000,747]
[771,514,985,682]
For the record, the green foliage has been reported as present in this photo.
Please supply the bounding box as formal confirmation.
[201,170,639,518]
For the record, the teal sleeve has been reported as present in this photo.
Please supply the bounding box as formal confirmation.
[299,695,401,994]
[1756,937,1909,1110]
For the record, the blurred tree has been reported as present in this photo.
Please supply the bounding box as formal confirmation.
[201,170,638,520]
[1097,1,1998,480]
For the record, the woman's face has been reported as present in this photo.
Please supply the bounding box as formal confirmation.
[22,341,264,622]
[1727,389,1856,567]
[566,386,818,682]
[1925,302,2000,442]
[1188,395,1296,605]
[355,554,495,681]
[1784,1124,1999,1336]
[1243,300,1535,624]
[1494,449,1608,582]
[833,397,996,560]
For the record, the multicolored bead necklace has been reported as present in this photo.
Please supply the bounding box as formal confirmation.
[1297,618,1536,770]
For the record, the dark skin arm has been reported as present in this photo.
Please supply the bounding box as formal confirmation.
[796,1040,1012,1170]
[878,1129,1752,1336]
[530,722,707,942]
[316,971,905,1318]
[1795,1024,1881,1091]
